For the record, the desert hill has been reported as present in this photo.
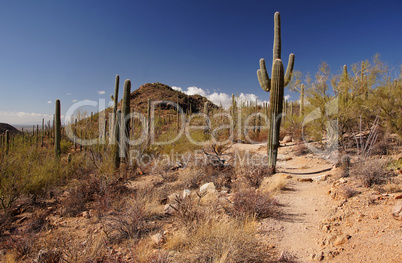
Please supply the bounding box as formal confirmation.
[0,123,21,135]
[121,82,219,114]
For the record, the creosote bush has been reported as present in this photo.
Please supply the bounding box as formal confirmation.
[351,157,393,187]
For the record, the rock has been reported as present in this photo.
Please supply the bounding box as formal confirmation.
[182,189,191,199]
[164,203,178,215]
[151,233,164,246]
[167,193,180,204]
[200,182,216,194]
[317,174,330,181]
[311,251,324,261]
[394,193,402,200]
[392,200,402,220]
[82,211,91,219]
[322,224,330,232]
[339,178,347,183]
[297,178,313,182]
[282,135,293,143]
[334,234,351,246]
[36,249,62,263]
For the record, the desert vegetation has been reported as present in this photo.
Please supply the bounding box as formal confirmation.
[0,10,401,263]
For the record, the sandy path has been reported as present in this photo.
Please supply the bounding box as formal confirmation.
[261,179,333,262]
[230,143,336,261]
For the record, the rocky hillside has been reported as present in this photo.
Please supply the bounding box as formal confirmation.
[121,82,219,114]
[0,123,21,135]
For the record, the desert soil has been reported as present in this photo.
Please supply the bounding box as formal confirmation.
[231,143,402,262]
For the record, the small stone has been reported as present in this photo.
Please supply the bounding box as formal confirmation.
[394,193,402,200]
[339,178,347,184]
[312,251,324,261]
[82,211,91,219]
[322,224,330,232]
[297,178,313,182]
[282,135,293,143]
[200,182,216,194]
[164,203,178,215]
[151,233,164,246]
[334,234,351,246]
[168,193,180,204]
[392,200,402,220]
[182,189,191,199]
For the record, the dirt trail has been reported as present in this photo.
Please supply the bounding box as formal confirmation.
[231,143,336,261]
[262,179,333,262]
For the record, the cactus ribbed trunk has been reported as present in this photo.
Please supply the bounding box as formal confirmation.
[300,84,305,117]
[5,130,9,154]
[257,11,295,173]
[55,99,61,157]
[121,79,131,162]
[111,75,119,143]
[147,99,151,140]
[113,110,121,169]
[267,60,284,171]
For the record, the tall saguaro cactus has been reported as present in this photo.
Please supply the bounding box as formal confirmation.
[121,79,131,162]
[257,11,295,173]
[55,99,61,157]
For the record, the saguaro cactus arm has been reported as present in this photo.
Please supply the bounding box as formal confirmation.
[284,53,295,86]
[257,59,271,92]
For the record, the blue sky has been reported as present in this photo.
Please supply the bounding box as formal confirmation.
[0,0,401,124]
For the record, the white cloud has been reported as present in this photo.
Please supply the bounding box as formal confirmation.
[97,91,106,95]
[184,86,207,97]
[207,92,231,108]
[47,101,52,104]
[172,86,270,109]
[72,99,78,103]
[0,111,59,125]
[66,93,72,96]
[171,86,183,92]
[284,95,290,101]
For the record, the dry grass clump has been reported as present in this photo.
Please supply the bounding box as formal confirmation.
[229,188,278,219]
[293,143,309,156]
[185,217,270,263]
[234,159,269,189]
[103,198,149,243]
[177,166,207,190]
[39,230,106,262]
[351,157,394,187]
[260,174,288,194]
[377,180,402,193]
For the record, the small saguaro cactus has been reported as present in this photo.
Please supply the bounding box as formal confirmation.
[5,130,9,154]
[300,84,305,117]
[110,74,120,143]
[147,99,151,144]
[55,99,61,157]
[204,101,210,135]
[257,11,295,173]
